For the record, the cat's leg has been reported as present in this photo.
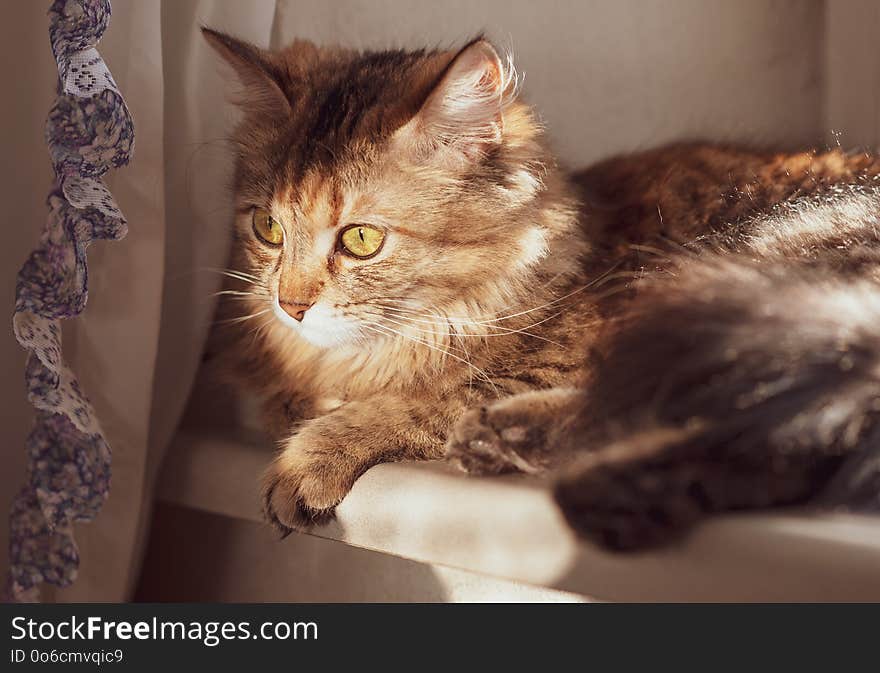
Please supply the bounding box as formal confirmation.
[260,390,317,438]
[262,394,464,534]
[553,427,838,551]
[553,428,707,551]
[446,387,583,475]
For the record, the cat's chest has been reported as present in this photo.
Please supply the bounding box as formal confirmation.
[289,339,426,400]
[292,358,392,409]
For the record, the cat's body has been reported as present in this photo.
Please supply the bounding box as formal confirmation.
[522,147,880,548]
[204,30,880,548]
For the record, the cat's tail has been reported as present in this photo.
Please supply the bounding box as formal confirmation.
[554,253,880,550]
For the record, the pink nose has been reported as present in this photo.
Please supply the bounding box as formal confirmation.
[280,301,313,322]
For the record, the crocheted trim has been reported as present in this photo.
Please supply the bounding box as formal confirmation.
[8,0,132,602]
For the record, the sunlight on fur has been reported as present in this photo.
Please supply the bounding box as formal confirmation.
[202,27,880,550]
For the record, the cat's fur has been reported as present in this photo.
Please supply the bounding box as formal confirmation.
[204,29,880,549]
[555,153,880,549]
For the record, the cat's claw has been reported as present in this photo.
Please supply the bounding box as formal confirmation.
[261,476,336,536]
[446,388,580,475]
[260,446,352,534]
[446,403,546,475]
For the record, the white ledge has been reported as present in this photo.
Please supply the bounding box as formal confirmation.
[158,429,880,602]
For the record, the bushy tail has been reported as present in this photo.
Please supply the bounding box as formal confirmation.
[555,255,880,550]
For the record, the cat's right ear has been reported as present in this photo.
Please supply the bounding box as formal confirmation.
[393,38,511,166]
[201,27,291,117]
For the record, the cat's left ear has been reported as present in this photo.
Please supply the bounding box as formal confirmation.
[397,38,510,163]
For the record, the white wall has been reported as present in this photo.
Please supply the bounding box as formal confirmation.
[825,0,880,148]
[271,0,825,166]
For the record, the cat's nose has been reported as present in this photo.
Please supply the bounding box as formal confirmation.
[280,301,313,322]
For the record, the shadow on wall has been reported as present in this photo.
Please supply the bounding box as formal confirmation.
[0,2,58,589]
[136,504,493,602]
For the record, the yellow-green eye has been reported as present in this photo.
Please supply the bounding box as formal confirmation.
[339,224,385,259]
[252,208,283,246]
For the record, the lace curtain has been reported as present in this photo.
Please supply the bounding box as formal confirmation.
[3,0,276,601]
[9,0,133,602]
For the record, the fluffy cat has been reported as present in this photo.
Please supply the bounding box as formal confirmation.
[203,29,880,549]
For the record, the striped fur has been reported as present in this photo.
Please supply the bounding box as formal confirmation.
[204,30,880,545]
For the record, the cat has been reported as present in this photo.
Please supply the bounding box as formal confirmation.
[543,149,880,549]
[203,28,880,550]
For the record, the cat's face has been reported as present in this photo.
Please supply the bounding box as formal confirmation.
[206,31,551,349]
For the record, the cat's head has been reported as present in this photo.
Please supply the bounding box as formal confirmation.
[204,29,576,350]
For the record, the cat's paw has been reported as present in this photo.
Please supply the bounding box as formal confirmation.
[261,438,358,535]
[553,453,705,551]
[446,397,552,475]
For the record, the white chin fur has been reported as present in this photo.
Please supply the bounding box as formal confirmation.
[272,299,362,348]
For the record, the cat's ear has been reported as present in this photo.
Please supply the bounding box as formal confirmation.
[201,27,291,117]
[398,38,510,163]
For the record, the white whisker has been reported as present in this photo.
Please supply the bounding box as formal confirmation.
[361,322,499,396]
[367,262,626,326]
[197,267,261,285]
[359,315,470,356]
[212,289,262,298]
[369,308,565,347]
[215,308,272,325]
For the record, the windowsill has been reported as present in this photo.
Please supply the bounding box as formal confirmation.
[157,428,880,602]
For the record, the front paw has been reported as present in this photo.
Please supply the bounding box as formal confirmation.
[261,440,358,535]
[446,401,547,476]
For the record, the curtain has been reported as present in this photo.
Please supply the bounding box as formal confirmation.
[3,0,277,602]
[46,0,280,602]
